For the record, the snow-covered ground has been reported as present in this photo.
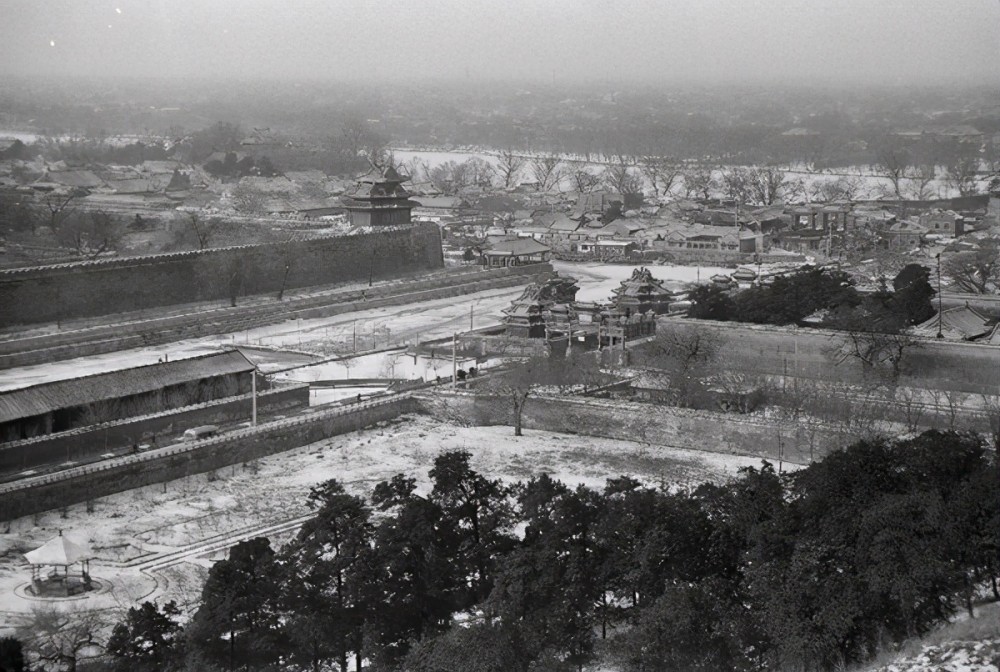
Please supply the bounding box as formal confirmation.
[274,350,480,384]
[0,261,715,392]
[0,284,527,392]
[0,415,777,625]
[392,147,984,201]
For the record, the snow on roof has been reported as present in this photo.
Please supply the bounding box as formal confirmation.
[36,169,104,189]
[485,238,551,256]
[913,305,993,340]
[25,534,93,566]
[0,350,254,424]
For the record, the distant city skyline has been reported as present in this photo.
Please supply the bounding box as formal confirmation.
[2,0,999,85]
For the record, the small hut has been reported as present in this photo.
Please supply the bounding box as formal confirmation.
[24,533,95,596]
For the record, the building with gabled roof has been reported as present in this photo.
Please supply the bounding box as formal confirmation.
[912,305,995,341]
[482,238,551,267]
[0,350,256,442]
[34,169,105,190]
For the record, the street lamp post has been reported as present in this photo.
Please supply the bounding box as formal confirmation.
[936,253,943,339]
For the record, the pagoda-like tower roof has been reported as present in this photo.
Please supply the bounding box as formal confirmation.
[611,267,673,315]
[502,283,547,321]
[611,267,672,300]
[341,166,420,210]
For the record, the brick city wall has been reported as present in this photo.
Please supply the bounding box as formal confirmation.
[417,392,845,465]
[0,384,310,473]
[655,318,1000,395]
[0,263,553,369]
[0,394,419,521]
[0,223,444,327]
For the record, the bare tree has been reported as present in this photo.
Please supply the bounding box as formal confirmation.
[937,389,970,431]
[747,166,786,205]
[479,353,605,436]
[572,169,602,193]
[908,163,938,200]
[429,160,462,194]
[55,209,125,258]
[874,145,911,199]
[634,327,719,407]
[183,211,222,250]
[719,166,752,205]
[530,155,564,191]
[979,394,1000,453]
[639,156,683,197]
[810,176,863,203]
[221,252,247,307]
[896,387,927,433]
[682,166,716,200]
[603,154,642,195]
[20,606,109,672]
[40,189,80,233]
[464,156,497,188]
[942,241,1000,294]
[945,156,982,197]
[722,166,786,206]
[495,149,525,190]
[833,327,921,385]
[712,367,773,414]
[404,157,432,183]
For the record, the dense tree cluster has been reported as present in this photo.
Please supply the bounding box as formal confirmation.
[688,264,935,331]
[79,431,996,672]
[203,152,281,180]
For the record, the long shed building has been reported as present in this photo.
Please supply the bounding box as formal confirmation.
[0,350,256,442]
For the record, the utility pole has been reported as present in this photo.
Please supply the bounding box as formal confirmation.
[251,366,257,426]
[452,333,458,387]
[936,253,944,339]
[353,319,357,353]
[470,304,474,331]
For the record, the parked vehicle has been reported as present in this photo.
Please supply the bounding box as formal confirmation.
[181,425,219,441]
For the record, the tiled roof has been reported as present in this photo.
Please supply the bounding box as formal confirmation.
[913,306,992,340]
[0,350,254,424]
[486,238,551,256]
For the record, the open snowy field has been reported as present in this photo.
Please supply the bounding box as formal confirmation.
[0,414,781,626]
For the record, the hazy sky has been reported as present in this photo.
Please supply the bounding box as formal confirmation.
[2,0,999,84]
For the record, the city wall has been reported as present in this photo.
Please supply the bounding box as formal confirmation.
[656,318,1000,395]
[0,384,310,474]
[0,263,553,369]
[418,392,848,464]
[417,392,845,465]
[0,394,419,521]
[0,223,444,327]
